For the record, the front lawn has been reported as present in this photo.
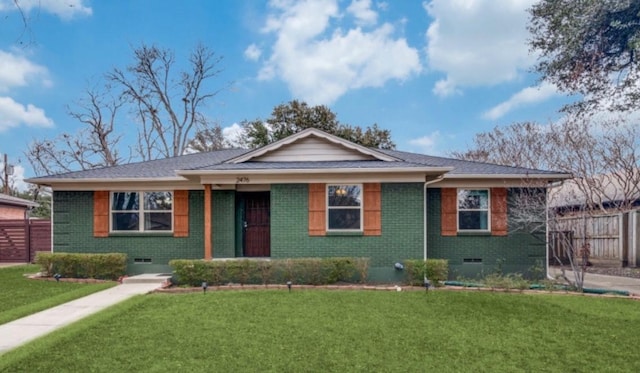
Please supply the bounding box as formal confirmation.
[0,264,116,325]
[1,290,638,372]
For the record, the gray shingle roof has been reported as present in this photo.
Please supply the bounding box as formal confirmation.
[378,149,564,175]
[28,149,249,180]
[27,146,567,182]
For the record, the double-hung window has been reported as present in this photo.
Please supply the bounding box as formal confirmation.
[327,184,362,231]
[111,191,173,232]
[457,189,489,231]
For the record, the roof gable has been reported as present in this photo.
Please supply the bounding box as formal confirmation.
[226,128,399,163]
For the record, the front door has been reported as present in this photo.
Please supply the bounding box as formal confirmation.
[240,192,270,257]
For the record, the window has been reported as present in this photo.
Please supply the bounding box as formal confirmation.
[327,184,362,231]
[111,191,172,232]
[457,189,489,231]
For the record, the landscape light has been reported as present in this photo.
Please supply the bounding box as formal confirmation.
[54,273,62,282]
[424,278,431,292]
[286,281,292,292]
[202,281,208,293]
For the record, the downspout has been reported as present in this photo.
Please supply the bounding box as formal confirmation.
[546,180,564,280]
[424,175,445,264]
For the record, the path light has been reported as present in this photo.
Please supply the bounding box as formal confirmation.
[286,281,292,292]
[202,281,208,293]
[54,273,62,282]
[424,278,431,292]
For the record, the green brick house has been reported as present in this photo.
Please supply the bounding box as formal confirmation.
[27,128,570,281]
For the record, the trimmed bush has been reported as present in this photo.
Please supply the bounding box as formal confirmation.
[403,259,449,286]
[35,252,127,281]
[169,257,367,286]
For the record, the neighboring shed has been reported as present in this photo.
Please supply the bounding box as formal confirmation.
[0,193,38,220]
[0,194,50,262]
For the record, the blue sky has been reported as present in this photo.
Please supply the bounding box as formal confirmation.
[0,0,574,187]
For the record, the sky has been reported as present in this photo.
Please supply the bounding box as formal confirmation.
[0,0,576,189]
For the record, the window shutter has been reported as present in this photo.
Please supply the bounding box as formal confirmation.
[441,188,457,236]
[93,191,109,237]
[491,188,508,236]
[363,183,381,236]
[308,183,326,236]
[173,190,189,237]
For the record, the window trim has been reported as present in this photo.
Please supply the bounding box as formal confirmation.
[457,188,491,232]
[326,184,363,232]
[110,190,174,233]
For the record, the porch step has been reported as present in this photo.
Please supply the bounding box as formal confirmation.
[122,273,172,285]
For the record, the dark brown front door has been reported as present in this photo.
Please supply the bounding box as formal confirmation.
[242,192,270,257]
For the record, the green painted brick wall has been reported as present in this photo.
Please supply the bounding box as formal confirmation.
[53,185,546,279]
[426,188,546,278]
[270,183,424,281]
[212,190,236,258]
[53,191,205,274]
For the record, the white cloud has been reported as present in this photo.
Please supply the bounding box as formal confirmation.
[222,123,244,147]
[483,82,560,120]
[244,44,262,61]
[0,0,92,20]
[257,0,421,105]
[0,50,49,92]
[347,0,378,26]
[425,0,538,97]
[408,130,442,154]
[0,96,54,131]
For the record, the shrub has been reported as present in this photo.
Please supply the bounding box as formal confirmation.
[403,259,449,286]
[35,252,127,280]
[169,257,367,287]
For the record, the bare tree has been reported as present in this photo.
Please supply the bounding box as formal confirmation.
[27,86,125,175]
[108,43,226,160]
[451,122,553,170]
[26,43,227,175]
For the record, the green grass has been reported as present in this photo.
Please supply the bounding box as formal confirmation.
[0,264,116,325]
[0,290,640,372]
[1,290,639,372]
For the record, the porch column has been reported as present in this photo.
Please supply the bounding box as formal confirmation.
[204,183,212,260]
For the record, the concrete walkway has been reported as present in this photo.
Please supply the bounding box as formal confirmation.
[0,281,163,354]
[549,267,640,295]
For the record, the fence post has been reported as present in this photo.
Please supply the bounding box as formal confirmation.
[25,219,31,263]
[630,211,639,268]
[620,213,629,267]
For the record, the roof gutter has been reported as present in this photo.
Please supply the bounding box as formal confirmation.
[443,173,572,180]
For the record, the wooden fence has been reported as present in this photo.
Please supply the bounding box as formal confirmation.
[0,219,51,262]
[551,211,640,267]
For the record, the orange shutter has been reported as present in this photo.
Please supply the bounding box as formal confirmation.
[441,188,457,236]
[93,191,109,237]
[363,183,381,236]
[308,183,326,236]
[173,190,189,237]
[491,188,508,236]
